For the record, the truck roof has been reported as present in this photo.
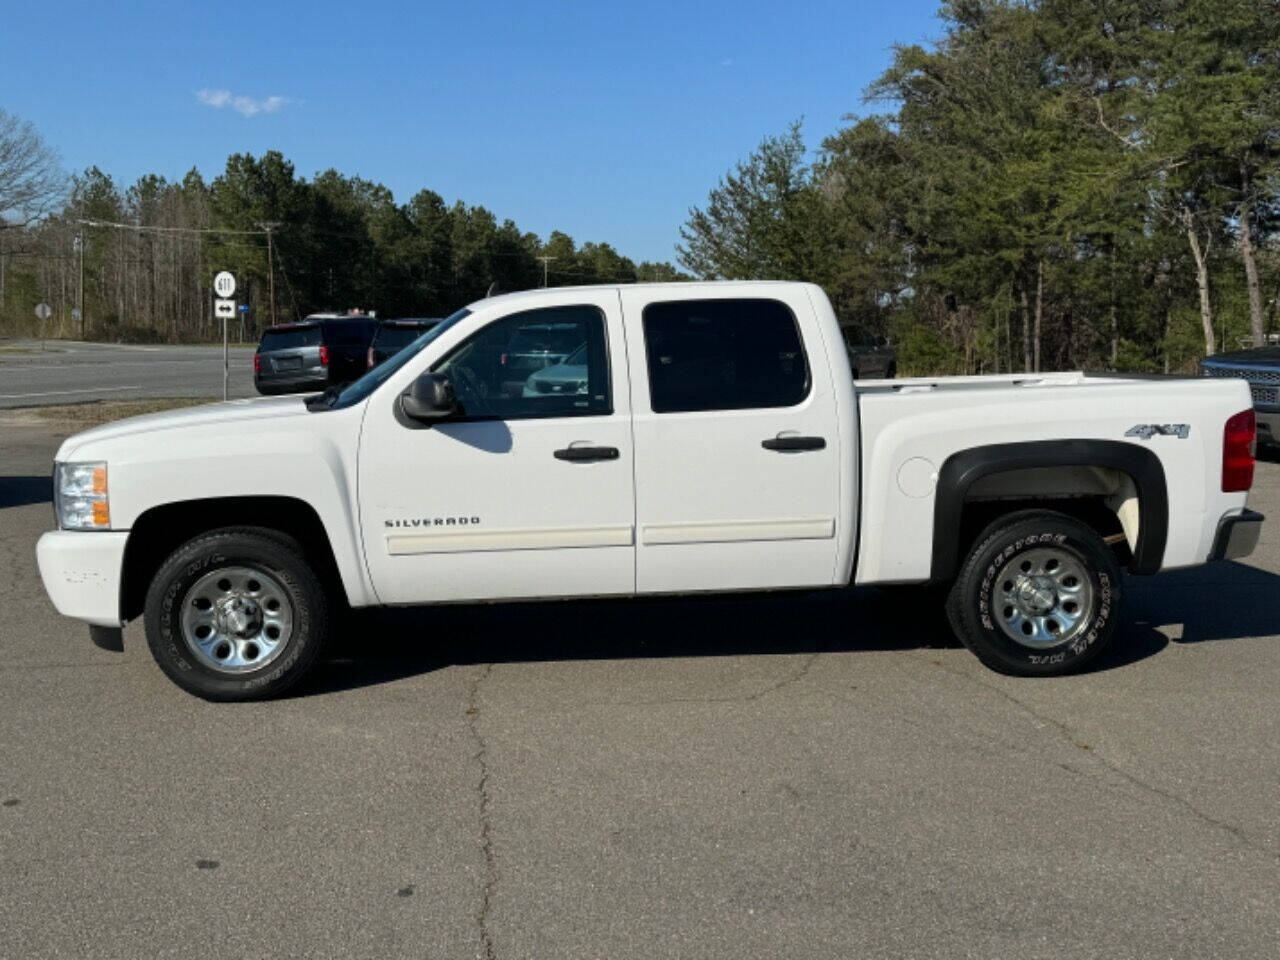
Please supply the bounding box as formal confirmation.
[471,280,809,312]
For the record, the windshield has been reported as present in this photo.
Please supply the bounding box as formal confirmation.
[322,319,375,345]
[374,324,434,352]
[506,324,583,356]
[325,308,471,410]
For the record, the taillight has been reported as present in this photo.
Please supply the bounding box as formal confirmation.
[319,344,330,367]
[253,353,261,375]
[1222,408,1256,492]
[499,352,508,366]
[367,346,376,369]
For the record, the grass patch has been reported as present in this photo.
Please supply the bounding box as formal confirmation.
[8,397,213,429]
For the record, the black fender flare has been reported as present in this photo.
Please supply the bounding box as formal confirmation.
[930,439,1169,580]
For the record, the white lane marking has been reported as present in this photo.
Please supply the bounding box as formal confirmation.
[0,359,253,370]
[0,385,144,400]
[8,342,163,354]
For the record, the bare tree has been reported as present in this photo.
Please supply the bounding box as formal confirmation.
[0,108,66,227]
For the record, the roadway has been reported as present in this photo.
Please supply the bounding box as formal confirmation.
[1,416,1278,959]
[0,339,257,408]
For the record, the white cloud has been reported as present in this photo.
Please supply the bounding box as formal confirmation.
[196,88,290,117]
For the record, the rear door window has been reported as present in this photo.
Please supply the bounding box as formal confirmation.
[259,326,321,351]
[641,299,809,413]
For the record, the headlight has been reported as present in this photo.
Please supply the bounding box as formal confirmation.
[54,461,110,530]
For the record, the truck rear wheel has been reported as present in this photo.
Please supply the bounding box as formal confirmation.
[144,528,329,700]
[945,510,1120,676]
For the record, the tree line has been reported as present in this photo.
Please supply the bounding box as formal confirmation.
[4,0,1277,371]
[0,143,686,342]
[679,0,1280,374]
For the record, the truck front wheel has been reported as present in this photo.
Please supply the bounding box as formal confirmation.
[143,528,329,700]
[945,510,1120,676]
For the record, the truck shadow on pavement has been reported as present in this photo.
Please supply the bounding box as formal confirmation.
[1123,560,1280,645]
[0,475,52,509]
[302,560,1280,695]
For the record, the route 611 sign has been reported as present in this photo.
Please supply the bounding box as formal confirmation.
[213,271,236,298]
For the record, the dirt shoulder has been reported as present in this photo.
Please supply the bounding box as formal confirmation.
[0,397,210,430]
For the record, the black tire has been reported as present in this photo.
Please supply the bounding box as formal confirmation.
[884,362,897,379]
[945,510,1120,676]
[144,528,329,701]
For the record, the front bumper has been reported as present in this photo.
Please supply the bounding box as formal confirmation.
[36,530,129,627]
[1208,509,1265,562]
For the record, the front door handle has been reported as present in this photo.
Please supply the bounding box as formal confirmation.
[554,445,620,462]
[761,436,826,452]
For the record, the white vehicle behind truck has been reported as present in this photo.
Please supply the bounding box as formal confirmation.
[38,282,1263,699]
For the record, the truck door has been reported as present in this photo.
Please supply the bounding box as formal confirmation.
[357,290,635,604]
[620,289,842,593]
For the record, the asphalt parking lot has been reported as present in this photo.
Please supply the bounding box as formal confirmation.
[0,339,256,408]
[2,413,1279,959]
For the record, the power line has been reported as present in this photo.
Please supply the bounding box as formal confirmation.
[76,218,267,237]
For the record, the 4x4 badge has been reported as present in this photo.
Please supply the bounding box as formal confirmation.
[1126,423,1190,440]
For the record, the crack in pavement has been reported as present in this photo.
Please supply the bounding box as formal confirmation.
[581,652,821,707]
[454,651,820,957]
[917,653,1276,862]
[465,662,498,960]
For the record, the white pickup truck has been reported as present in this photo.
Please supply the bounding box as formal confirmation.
[37,282,1264,700]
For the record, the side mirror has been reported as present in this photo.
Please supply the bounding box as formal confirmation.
[401,372,457,423]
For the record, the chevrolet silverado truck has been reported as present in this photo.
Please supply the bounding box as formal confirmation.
[37,282,1264,700]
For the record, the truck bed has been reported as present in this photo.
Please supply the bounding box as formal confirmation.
[851,371,1253,584]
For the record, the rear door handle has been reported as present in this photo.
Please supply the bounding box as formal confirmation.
[554,445,620,462]
[761,436,826,452]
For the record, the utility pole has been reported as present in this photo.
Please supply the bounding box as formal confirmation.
[75,232,84,338]
[537,256,556,288]
[256,222,282,325]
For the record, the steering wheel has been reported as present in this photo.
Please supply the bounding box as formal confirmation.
[450,364,492,416]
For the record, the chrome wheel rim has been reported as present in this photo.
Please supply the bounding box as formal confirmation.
[179,566,294,674]
[992,547,1094,650]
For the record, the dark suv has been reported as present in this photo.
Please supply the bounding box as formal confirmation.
[366,318,441,370]
[1201,344,1280,448]
[254,314,377,395]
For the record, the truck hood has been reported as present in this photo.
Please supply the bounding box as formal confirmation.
[55,395,313,461]
[1204,346,1280,366]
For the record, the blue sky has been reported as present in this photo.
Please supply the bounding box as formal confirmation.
[1,1,944,264]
